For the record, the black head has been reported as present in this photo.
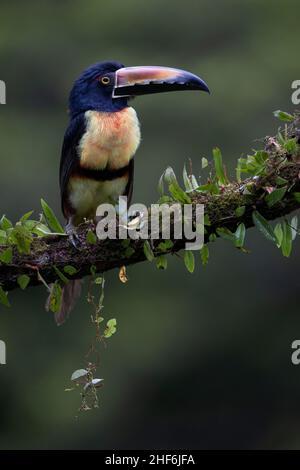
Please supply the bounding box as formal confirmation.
[69,61,127,117]
[69,60,210,118]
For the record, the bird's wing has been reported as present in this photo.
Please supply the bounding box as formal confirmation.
[124,158,134,206]
[59,114,86,218]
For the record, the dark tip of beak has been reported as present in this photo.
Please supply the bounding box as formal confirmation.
[188,76,210,94]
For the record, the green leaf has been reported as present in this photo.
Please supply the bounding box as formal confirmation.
[168,182,192,204]
[281,220,292,257]
[213,147,227,185]
[0,215,12,230]
[252,211,276,243]
[23,220,38,231]
[277,132,286,146]
[31,223,52,236]
[121,239,131,248]
[183,164,193,192]
[17,274,30,290]
[40,199,64,234]
[71,369,88,383]
[28,222,49,236]
[157,240,174,252]
[183,166,198,192]
[124,246,135,258]
[158,165,183,196]
[204,214,211,226]
[254,150,269,165]
[275,176,288,186]
[190,175,199,191]
[53,266,69,284]
[86,229,97,244]
[9,226,33,254]
[90,265,97,276]
[143,240,154,261]
[273,110,294,122]
[209,233,217,242]
[216,227,235,242]
[158,195,174,204]
[196,182,220,194]
[158,173,165,197]
[0,247,12,264]
[32,221,67,237]
[104,318,117,338]
[265,186,287,207]
[0,286,10,307]
[94,277,103,284]
[201,157,208,169]
[290,216,298,241]
[0,230,7,244]
[183,250,195,273]
[200,245,209,266]
[156,255,168,270]
[284,138,298,154]
[293,192,300,203]
[274,223,283,248]
[157,166,178,197]
[163,166,178,185]
[237,151,268,177]
[63,265,78,276]
[235,223,246,248]
[235,206,246,217]
[236,159,242,182]
[47,282,62,313]
[19,211,34,224]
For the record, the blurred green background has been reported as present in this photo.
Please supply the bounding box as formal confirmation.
[0,0,300,450]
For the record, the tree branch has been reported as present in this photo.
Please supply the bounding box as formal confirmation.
[1,114,300,292]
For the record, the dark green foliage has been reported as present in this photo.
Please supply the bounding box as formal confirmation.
[200,245,209,266]
[265,187,287,207]
[184,250,195,273]
[63,265,78,276]
[252,211,277,243]
[213,147,228,185]
[47,282,62,314]
[156,255,168,270]
[0,286,10,307]
[273,110,294,122]
[17,274,30,290]
[86,229,97,245]
[41,199,65,234]
[0,247,12,264]
[143,240,154,261]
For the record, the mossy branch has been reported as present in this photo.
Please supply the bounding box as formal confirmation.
[0,111,300,293]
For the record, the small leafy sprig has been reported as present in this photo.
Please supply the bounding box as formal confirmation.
[0,199,67,308]
[66,272,117,413]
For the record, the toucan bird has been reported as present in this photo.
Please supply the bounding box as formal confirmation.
[57,60,210,325]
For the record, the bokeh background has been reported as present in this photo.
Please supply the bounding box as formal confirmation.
[0,0,300,450]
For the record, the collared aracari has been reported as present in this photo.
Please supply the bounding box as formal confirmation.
[56,61,209,325]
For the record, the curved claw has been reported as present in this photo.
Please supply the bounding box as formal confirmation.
[65,222,81,250]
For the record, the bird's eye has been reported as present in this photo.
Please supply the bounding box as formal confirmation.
[100,76,110,86]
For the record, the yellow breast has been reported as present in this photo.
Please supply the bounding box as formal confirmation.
[79,108,141,171]
[68,175,129,224]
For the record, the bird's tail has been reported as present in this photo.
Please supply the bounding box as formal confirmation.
[46,279,82,326]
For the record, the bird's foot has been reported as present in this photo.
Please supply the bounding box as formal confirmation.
[66,222,81,250]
